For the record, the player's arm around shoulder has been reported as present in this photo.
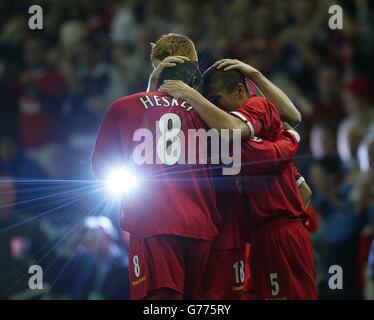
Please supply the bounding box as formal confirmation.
[214,59,302,127]
[159,80,251,140]
[147,56,191,92]
[241,129,300,175]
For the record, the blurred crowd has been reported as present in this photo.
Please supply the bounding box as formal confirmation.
[0,0,374,299]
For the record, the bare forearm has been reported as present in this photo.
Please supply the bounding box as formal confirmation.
[251,72,301,127]
[147,78,157,92]
[298,181,312,208]
[187,90,250,138]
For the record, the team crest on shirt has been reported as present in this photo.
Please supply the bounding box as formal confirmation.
[251,136,263,142]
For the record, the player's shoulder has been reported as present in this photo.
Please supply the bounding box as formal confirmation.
[237,94,266,112]
[246,93,269,107]
[241,94,278,116]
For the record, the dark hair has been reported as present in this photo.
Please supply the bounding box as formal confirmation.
[158,61,202,89]
[201,66,249,98]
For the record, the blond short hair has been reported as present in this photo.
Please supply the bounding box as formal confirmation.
[151,33,198,66]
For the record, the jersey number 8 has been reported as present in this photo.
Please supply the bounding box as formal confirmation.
[157,113,182,165]
[133,255,141,278]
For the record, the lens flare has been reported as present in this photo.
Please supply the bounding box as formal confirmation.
[106,168,139,195]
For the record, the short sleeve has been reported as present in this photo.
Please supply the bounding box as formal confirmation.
[230,96,283,141]
[241,130,300,175]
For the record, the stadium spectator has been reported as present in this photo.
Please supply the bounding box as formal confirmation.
[309,122,338,159]
[0,174,47,299]
[308,64,345,127]
[11,37,65,177]
[309,156,363,299]
[0,134,47,180]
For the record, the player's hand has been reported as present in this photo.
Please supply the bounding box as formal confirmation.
[149,56,190,88]
[159,80,195,100]
[213,59,260,79]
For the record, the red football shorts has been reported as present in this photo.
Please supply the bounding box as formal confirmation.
[128,234,211,300]
[242,242,257,300]
[198,245,248,299]
[250,219,317,300]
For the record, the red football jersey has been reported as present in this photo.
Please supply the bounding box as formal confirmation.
[241,163,308,227]
[212,130,301,249]
[92,92,220,241]
[229,94,307,226]
[212,175,245,250]
[230,93,283,141]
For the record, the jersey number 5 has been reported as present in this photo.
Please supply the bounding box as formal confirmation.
[270,272,280,296]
